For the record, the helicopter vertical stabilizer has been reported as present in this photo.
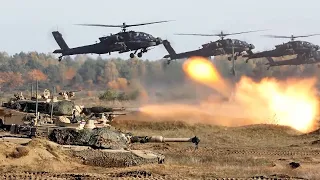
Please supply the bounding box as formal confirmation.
[52,31,69,51]
[163,40,176,57]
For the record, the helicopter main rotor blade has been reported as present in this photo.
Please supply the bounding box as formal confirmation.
[262,35,291,38]
[75,20,173,28]
[75,24,121,27]
[262,33,320,39]
[175,29,268,37]
[124,20,173,28]
[293,33,320,38]
[174,33,216,36]
[215,29,268,36]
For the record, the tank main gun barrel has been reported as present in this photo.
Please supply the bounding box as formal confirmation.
[81,106,126,116]
[111,107,126,111]
[105,113,126,115]
[130,136,200,148]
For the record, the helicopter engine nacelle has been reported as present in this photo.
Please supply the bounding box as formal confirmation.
[286,43,292,49]
[109,35,123,42]
[276,43,292,50]
[215,42,222,48]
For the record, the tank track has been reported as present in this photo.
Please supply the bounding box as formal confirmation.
[1,171,307,180]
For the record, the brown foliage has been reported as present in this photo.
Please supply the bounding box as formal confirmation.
[87,91,93,97]
[107,78,128,90]
[64,68,76,81]
[0,72,24,88]
[104,61,119,83]
[28,69,47,81]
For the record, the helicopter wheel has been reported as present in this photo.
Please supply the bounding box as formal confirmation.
[234,56,238,60]
[130,53,135,58]
[137,52,143,58]
[227,57,232,61]
[58,56,62,62]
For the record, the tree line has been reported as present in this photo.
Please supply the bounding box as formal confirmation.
[0,51,318,93]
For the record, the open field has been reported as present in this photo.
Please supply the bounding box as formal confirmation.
[1,117,320,179]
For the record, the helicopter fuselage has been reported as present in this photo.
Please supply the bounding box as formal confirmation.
[275,40,319,53]
[244,40,320,62]
[201,38,255,56]
[266,51,320,68]
[52,30,163,60]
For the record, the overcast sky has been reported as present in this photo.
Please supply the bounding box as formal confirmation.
[0,0,319,60]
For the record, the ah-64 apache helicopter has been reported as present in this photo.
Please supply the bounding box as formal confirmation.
[52,20,171,61]
[163,30,265,65]
[163,30,265,76]
[244,34,320,63]
[265,50,320,69]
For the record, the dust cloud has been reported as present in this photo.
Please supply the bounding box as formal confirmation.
[139,57,319,133]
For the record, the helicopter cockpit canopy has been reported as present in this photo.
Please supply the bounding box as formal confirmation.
[299,41,315,47]
[229,39,249,47]
[133,32,155,40]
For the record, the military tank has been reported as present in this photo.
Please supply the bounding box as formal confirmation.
[0,89,78,128]
[47,125,199,167]
[0,89,200,168]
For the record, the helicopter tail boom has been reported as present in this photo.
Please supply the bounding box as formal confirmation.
[266,57,275,63]
[52,31,69,52]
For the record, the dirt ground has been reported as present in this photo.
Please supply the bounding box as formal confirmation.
[1,116,320,180]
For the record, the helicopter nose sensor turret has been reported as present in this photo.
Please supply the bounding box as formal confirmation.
[315,45,320,51]
[156,37,163,45]
[249,44,255,49]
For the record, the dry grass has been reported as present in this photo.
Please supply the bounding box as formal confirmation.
[110,118,320,179]
[0,119,319,179]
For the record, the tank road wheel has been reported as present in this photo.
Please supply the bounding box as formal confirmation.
[130,53,135,58]
[137,52,143,58]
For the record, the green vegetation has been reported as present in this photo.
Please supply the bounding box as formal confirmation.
[99,89,140,101]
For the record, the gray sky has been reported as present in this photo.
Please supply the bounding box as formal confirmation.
[0,0,319,60]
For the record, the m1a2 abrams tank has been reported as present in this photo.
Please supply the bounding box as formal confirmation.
[48,126,200,167]
[0,89,79,128]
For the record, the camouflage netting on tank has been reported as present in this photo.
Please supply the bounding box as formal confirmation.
[50,100,75,116]
[48,128,129,149]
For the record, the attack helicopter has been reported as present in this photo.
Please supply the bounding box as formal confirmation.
[265,50,320,69]
[52,21,171,61]
[244,34,320,63]
[163,30,265,65]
